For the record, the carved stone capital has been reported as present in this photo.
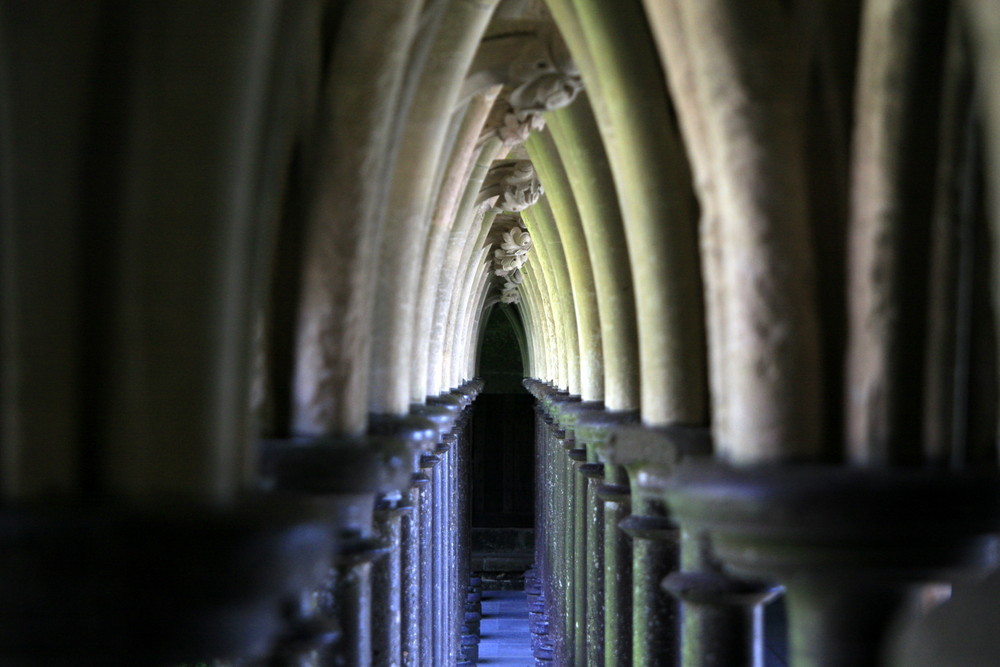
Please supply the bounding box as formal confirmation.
[471,20,583,147]
[481,160,543,212]
[505,22,582,117]
[483,211,533,305]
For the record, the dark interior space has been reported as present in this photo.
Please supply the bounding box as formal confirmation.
[470,305,535,587]
[471,305,535,529]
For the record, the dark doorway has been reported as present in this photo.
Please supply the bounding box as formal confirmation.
[470,304,534,528]
[470,305,535,585]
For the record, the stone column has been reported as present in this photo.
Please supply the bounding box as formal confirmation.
[454,397,476,666]
[577,410,641,667]
[454,389,479,662]
[570,446,589,661]
[662,529,780,667]
[371,492,408,667]
[400,470,429,667]
[556,400,606,665]
[409,401,459,666]
[603,424,711,667]
[543,390,583,663]
[260,435,418,667]
[326,522,390,667]
[418,451,440,666]
[665,462,1000,667]
[456,381,483,666]
[528,384,556,664]
[582,460,606,665]
[528,380,567,664]
[366,416,438,667]
[599,466,633,667]
[437,434,455,664]
[426,392,464,666]
[620,493,680,667]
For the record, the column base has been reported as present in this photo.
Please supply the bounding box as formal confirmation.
[665,461,1000,667]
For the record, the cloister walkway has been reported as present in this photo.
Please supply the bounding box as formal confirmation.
[476,587,790,666]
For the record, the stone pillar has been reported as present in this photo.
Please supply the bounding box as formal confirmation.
[400,470,429,667]
[582,460,606,665]
[437,432,456,665]
[455,393,478,666]
[418,451,440,666]
[662,529,780,667]
[620,494,679,667]
[552,399,601,663]
[528,380,564,664]
[453,389,478,663]
[664,462,1000,667]
[569,446,590,661]
[543,389,583,663]
[577,409,641,667]
[603,424,712,667]
[371,492,408,667]
[260,435,419,667]
[326,521,389,667]
[599,466,633,667]
[426,391,465,666]
[528,384,556,664]
[410,401,460,666]
[366,416,439,667]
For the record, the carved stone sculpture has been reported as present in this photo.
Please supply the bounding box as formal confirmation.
[499,161,544,212]
[505,23,582,118]
[478,160,544,211]
[470,20,584,148]
[490,222,532,305]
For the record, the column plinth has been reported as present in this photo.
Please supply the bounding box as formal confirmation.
[665,461,1000,667]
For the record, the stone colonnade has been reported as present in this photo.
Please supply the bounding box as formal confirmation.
[514,1,1000,666]
[4,0,1000,666]
[0,0,574,664]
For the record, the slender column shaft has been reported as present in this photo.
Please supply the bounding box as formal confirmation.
[372,496,407,667]
[601,465,633,667]
[559,429,576,663]
[432,445,447,665]
[321,494,381,667]
[621,493,680,667]
[571,450,589,661]
[663,529,779,667]
[418,455,438,666]
[400,475,427,667]
[455,410,474,663]
[583,461,606,665]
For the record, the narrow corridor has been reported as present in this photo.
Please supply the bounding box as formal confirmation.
[473,578,789,666]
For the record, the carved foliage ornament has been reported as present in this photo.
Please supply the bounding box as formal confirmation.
[506,24,582,119]
[477,22,583,149]
[490,222,532,305]
[499,161,543,212]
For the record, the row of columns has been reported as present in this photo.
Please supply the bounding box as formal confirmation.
[259,378,483,667]
[526,378,1000,667]
[0,381,480,665]
[0,4,579,665]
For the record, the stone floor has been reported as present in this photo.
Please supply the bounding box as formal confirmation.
[477,590,534,665]
[476,588,790,666]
